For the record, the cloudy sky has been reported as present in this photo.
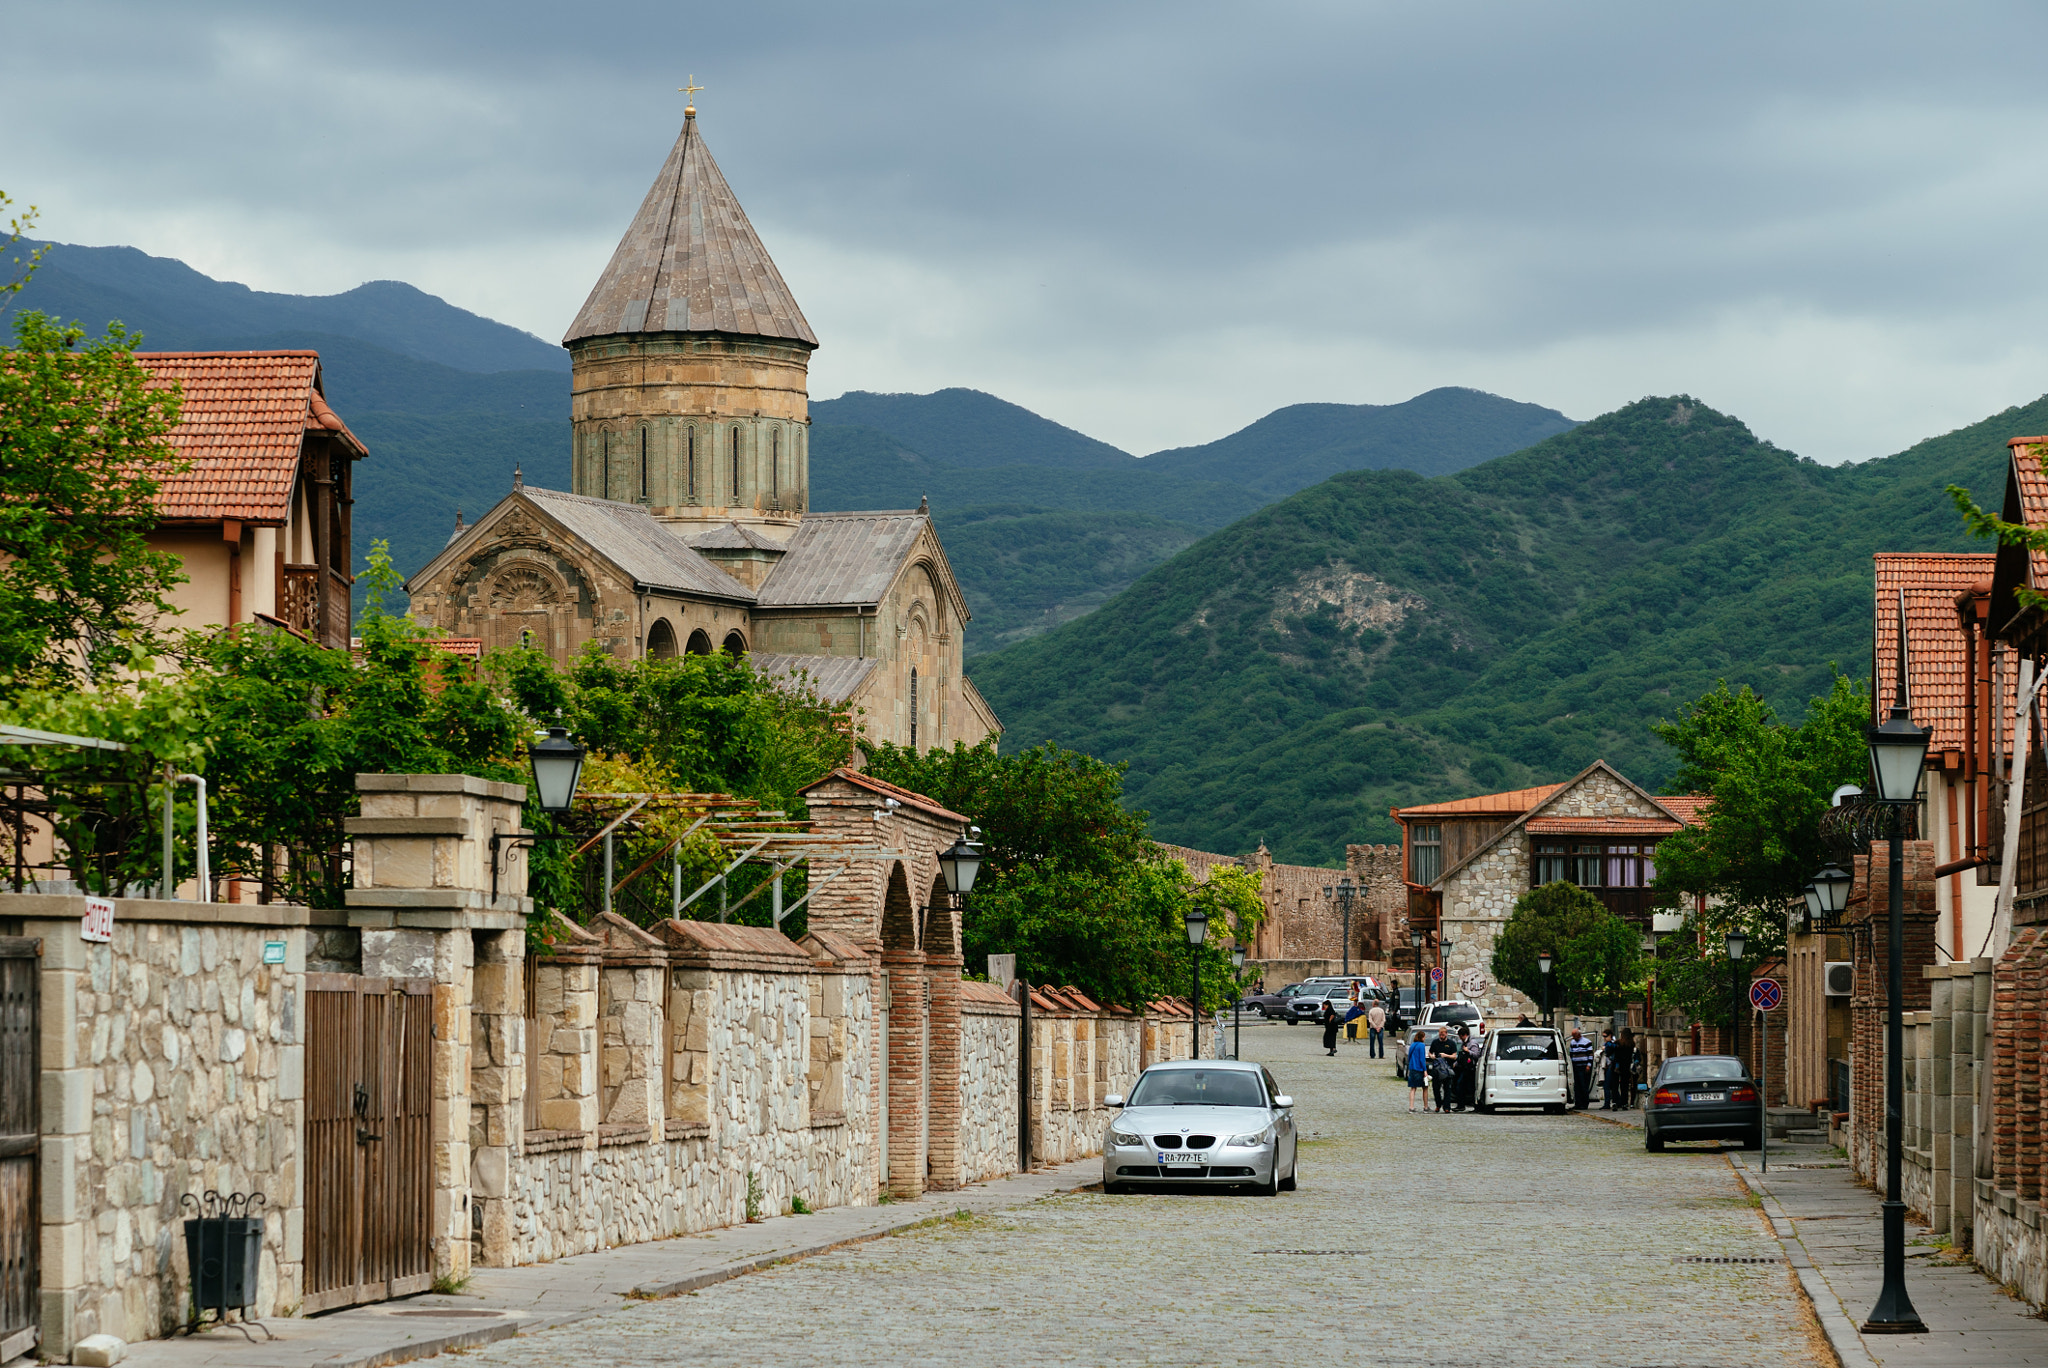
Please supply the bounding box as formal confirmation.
[6,1,2048,461]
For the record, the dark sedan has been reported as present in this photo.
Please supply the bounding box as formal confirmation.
[1240,983,1306,1018]
[1644,1056,1762,1152]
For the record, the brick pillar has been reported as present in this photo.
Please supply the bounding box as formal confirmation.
[470,928,524,1266]
[924,955,963,1191]
[2020,936,2047,1201]
[884,952,927,1199]
[1994,930,2030,1191]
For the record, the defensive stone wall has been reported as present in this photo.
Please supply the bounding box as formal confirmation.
[958,982,1020,1185]
[1,893,329,1352]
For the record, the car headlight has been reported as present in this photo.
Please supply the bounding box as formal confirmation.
[1109,1129,1144,1147]
[1227,1125,1276,1147]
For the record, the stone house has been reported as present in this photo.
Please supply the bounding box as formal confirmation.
[1395,762,1701,1019]
[404,105,999,752]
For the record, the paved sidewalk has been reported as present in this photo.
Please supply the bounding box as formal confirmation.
[121,1158,1100,1368]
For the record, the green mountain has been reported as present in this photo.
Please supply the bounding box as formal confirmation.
[970,394,2037,865]
[809,387,1577,653]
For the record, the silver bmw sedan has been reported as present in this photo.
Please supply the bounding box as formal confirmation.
[1100,1059,1297,1196]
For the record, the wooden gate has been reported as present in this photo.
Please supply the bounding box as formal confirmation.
[0,939,37,1362]
[304,975,432,1313]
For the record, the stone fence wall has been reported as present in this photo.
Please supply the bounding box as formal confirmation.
[1026,988,1192,1164]
[959,983,1020,1185]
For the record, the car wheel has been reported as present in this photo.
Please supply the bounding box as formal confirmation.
[1475,1102,1493,1115]
[1646,1133,1664,1153]
[1742,1127,1763,1151]
[1278,1165,1297,1192]
[1252,1169,1279,1196]
[1544,1104,1565,1115]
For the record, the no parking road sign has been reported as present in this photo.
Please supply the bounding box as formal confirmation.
[1428,967,1443,984]
[1750,978,1783,1012]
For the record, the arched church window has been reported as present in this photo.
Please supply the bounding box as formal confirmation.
[639,427,648,501]
[910,667,919,749]
[687,427,696,497]
[731,428,741,502]
[602,430,610,500]
[772,428,780,500]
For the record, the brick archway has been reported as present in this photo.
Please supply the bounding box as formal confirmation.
[881,861,926,1198]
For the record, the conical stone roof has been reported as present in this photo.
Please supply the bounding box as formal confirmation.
[564,112,818,348]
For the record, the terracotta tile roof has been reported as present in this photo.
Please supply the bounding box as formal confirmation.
[2010,439,2048,589]
[428,637,483,659]
[564,112,817,348]
[139,351,365,523]
[1525,816,1681,836]
[1873,552,1992,752]
[1396,784,1562,819]
[1657,795,1712,825]
[801,767,967,824]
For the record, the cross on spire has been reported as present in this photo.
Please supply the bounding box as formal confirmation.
[679,75,704,117]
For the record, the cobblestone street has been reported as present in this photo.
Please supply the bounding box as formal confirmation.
[443,1020,1822,1367]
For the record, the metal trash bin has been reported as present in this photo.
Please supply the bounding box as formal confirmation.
[181,1191,266,1330]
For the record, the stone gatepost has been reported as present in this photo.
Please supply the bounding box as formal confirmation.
[589,913,667,1140]
[345,773,530,1284]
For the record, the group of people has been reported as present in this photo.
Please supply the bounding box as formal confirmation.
[1402,1021,1487,1112]
[1317,998,1390,1057]
[1557,1019,1640,1110]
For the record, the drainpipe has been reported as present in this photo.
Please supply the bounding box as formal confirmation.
[175,773,210,902]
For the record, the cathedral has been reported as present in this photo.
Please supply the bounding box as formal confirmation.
[407,104,1001,751]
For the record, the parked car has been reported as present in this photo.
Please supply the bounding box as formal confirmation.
[1473,1025,1569,1114]
[1389,1000,1484,1077]
[1285,977,1389,1024]
[1100,1059,1299,1196]
[1643,1056,1762,1151]
[1240,983,1307,1018]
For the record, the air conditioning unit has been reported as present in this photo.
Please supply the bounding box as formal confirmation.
[1825,962,1854,997]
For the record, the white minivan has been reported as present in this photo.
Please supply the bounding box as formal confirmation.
[1473,1025,1570,1114]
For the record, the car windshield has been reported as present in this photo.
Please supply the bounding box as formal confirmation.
[1433,1005,1481,1023]
[1661,1058,1746,1083]
[1126,1069,1268,1108]
[1494,1032,1559,1061]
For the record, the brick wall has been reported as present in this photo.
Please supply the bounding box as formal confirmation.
[1848,839,1939,1187]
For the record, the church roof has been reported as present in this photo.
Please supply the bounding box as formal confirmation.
[688,521,787,552]
[755,510,931,608]
[521,486,756,602]
[749,652,879,706]
[563,112,818,349]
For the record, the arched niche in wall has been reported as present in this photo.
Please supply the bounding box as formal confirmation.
[722,629,748,657]
[685,628,714,656]
[646,618,677,660]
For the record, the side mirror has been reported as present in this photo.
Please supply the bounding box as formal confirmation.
[1273,1095,1293,1109]
[1103,1094,1125,1109]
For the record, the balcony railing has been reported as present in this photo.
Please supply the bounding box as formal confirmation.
[280,565,319,635]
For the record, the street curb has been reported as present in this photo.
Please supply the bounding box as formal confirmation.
[1727,1159,1880,1368]
[281,1318,527,1368]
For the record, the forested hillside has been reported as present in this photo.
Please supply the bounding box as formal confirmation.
[971,395,2041,865]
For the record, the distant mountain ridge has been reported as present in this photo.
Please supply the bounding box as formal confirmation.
[6,242,1583,652]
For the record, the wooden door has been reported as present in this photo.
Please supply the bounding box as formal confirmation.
[305,975,432,1313]
[0,939,37,1363]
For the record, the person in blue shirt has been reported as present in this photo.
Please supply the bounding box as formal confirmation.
[1406,1030,1430,1112]
[1567,1026,1598,1110]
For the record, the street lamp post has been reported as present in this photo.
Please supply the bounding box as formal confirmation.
[1409,931,1425,1028]
[1337,877,1355,975]
[1183,906,1209,1060]
[1440,939,1455,1006]
[1862,631,1933,1335]
[1726,930,1747,1068]
[1230,943,1247,1059]
[1538,950,1553,1028]
[489,727,587,901]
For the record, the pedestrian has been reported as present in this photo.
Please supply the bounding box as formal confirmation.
[1453,1025,1479,1111]
[1567,1027,1596,1110]
[1428,1025,1459,1112]
[1407,1030,1430,1111]
[1321,1003,1341,1056]
[1516,1014,1533,1027]
[1614,1028,1637,1110]
[1599,1028,1618,1109]
[1366,999,1388,1059]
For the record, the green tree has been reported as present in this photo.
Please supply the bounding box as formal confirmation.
[861,738,1266,1008]
[0,310,189,692]
[1647,673,1869,1024]
[1492,881,1645,1015]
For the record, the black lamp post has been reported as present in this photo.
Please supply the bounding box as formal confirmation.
[1230,943,1247,1059]
[1726,929,1747,1066]
[1326,877,1355,975]
[1538,950,1553,1028]
[1183,906,1208,1058]
[1410,931,1425,1028]
[1440,939,1455,1005]
[1862,620,1932,1335]
[490,727,587,901]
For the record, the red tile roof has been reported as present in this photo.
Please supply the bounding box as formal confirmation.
[139,351,366,523]
[2009,439,2048,589]
[1657,795,1711,825]
[1873,552,1992,752]
[1525,816,1682,836]
[802,767,967,824]
[1396,784,1562,819]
